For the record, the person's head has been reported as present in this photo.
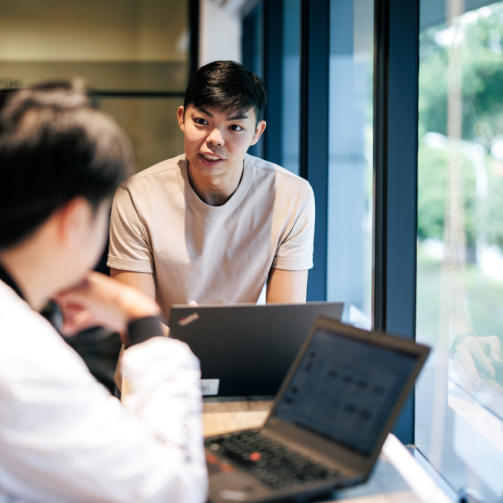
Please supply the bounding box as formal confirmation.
[177,60,267,179]
[0,80,134,301]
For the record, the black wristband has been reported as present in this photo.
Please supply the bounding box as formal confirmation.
[127,316,164,346]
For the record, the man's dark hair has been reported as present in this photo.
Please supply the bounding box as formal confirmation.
[0,80,134,249]
[184,61,267,123]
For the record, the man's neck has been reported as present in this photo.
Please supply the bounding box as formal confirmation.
[187,160,244,206]
[0,243,53,311]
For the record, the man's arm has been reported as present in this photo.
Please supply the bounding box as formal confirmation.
[266,268,308,303]
[110,268,169,337]
[2,272,207,503]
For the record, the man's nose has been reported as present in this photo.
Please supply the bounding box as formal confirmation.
[207,127,225,147]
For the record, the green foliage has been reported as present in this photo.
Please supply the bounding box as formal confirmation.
[417,143,477,246]
[420,5,503,136]
[418,2,503,247]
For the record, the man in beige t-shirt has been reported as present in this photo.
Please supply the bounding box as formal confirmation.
[108,61,315,335]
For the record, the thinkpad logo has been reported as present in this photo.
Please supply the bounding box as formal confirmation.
[178,312,200,327]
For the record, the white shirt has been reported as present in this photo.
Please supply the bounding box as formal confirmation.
[0,280,207,503]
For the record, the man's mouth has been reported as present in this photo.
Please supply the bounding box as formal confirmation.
[200,153,223,161]
[198,153,226,166]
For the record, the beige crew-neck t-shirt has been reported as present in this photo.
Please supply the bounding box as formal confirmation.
[108,153,315,319]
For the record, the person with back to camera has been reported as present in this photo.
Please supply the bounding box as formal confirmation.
[108,61,315,357]
[0,81,207,503]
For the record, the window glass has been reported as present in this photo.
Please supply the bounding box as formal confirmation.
[281,0,301,175]
[327,0,374,328]
[242,1,264,160]
[416,1,503,500]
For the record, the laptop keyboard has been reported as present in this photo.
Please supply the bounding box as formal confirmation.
[205,429,343,492]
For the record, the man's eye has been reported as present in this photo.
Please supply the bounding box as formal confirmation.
[194,118,208,125]
[229,125,243,132]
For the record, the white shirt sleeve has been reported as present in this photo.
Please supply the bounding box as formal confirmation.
[0,326,207,503]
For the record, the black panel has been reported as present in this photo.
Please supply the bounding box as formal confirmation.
[189,0,200,77]
[373,0,420,444]
[263,0,283,166]
[300,0,330,302]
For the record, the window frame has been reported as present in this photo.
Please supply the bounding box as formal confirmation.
[242,0,420,443]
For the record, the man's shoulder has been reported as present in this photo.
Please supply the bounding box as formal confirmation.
[0,281,90,374]
[120,154,185,191]
[246,155,312,194]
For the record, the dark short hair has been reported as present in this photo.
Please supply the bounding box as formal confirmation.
[184,61,267,123]
[0,80,134,249]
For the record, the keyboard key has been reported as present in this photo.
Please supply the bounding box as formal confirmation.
[205,430,342,491]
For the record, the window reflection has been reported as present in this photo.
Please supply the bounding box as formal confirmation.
[281,0,301,175]
[417,1,503,500]
[327,0,374,328]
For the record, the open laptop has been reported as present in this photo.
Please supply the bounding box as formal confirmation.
[169,302,344,396]
[204,316,430,503]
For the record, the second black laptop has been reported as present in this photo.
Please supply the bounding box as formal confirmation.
[169,302,344,396]
[204,317,430,503]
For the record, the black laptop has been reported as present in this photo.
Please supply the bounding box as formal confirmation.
[169,302,344,396]
[204,316,430,503]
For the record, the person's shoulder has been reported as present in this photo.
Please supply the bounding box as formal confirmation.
[0,282,88,372]
[247,154,313,194]
[119,154,185,191]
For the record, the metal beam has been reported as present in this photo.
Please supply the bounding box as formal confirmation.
[263,0,283,166]
[373,0,420,444]
[300,0,330,302]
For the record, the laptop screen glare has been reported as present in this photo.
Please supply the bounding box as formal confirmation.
[273,328,418,456]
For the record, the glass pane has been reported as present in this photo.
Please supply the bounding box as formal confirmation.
[416,1,503,500]
[98,97,184,172]
[327,0,374,328]
[242,1,264,160]
[0,0,188,91]
[281,0,301,175]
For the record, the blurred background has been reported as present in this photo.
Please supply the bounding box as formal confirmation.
[0,0,375,393]
[6,0,503,499]
[0,0,188,173]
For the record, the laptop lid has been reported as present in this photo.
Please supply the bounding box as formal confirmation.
[264,316,430,478]
[169,302,344,396]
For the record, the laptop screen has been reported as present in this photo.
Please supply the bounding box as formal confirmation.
[273,327,418,456]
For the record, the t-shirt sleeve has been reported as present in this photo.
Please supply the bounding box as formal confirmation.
[108,186,155,273]
[272,184,315,271]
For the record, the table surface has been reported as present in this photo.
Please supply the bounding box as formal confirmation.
[202,399,424,503]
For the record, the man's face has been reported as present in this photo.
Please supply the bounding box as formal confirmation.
[177,104,266,179]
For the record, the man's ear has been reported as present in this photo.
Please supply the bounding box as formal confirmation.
[56,198,93,247]
[177,106,185,132]
[250,120,267,146]
[475,122,493,146]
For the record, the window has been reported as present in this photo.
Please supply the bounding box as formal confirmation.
[416,1,503,500]
[327,0,374,328]
[281,0,301,176]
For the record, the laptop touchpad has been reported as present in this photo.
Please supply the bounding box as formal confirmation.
[209,470,270,502]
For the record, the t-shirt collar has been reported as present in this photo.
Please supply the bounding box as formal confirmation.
[177,154,253,216]
[0,260,26,301]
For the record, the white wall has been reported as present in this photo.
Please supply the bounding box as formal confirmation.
[199,0,252,67]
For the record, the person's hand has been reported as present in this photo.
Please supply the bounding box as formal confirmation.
[53,271,161,336]
[454,335,501,389]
